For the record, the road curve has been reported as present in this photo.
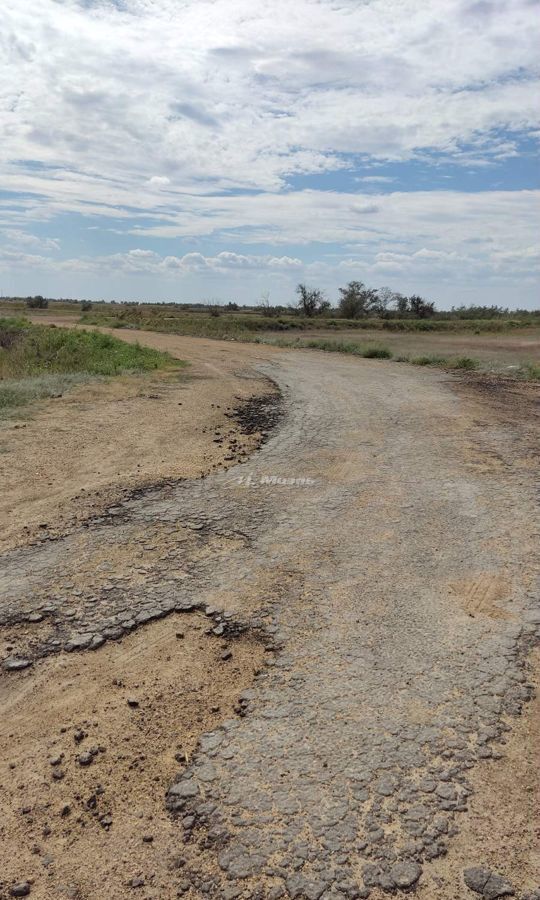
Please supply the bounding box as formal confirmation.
[1,349,538,898]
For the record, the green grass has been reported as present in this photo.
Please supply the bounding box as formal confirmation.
[362,346,393,359]
[517,362,540,381]
[410,354,448,367]
[0,317,181,415]
[452,356,479,370]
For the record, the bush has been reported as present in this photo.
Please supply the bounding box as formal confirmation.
[362,347,393,359]
[0,317,28,349]
[452,356,478,370]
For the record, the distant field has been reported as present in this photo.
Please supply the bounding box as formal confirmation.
[1,303,539,378]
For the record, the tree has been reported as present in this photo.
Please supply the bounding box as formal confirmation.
[338,281,377,318]
[409,295,435,318]
[81,300,92,312]
[394,293,409,315]
[26,295,48,309]
[259,290,273,317]
[295,283,328,317]
[373,286,396,317]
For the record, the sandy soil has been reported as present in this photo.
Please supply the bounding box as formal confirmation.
[0,324,280,552]
[0,612,265,899]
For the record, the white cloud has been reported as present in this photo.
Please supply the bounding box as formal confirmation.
[1,0,538,202]
[148,176,171,187]
[0,0,538,305]
[0,247,302,277]
[0,228,60,251]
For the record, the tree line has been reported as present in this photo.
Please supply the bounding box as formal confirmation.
[288,282,436,319]
[1,292,536,320]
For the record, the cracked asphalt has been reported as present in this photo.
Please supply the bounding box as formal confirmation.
[1,350,538,898]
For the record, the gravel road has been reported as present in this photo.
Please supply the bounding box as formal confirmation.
[1,349,538,898]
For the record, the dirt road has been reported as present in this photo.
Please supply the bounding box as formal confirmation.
[0,327,280,551]
[1,337,538,899]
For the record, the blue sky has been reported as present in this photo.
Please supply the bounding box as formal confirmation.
[1,0,539,309]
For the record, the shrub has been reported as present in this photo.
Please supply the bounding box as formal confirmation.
[362,347,393,359]
[411,355,445,366]
[452,356,478,370]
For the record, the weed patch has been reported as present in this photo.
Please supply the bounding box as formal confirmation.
[0,318,182,415]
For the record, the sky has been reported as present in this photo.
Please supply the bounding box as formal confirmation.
[1,0,539,309]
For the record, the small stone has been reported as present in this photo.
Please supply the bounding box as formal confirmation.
[436,783,457,801]
[375,775,397,796]
[378,872,396,891]
[419,778,437,793]
[464,867,514,898]
[267,889,285,900]
[168,778,199,799]
[390,861,422,888]
[142,834,153,843]
[3,657,32,672]
[221,650,233,661]
[78,752,93,767]
[10,885,31,898]
[483,874,515,899]
[89,634,105,650]
[64,633,93,652]
[130,877,145,888]
[285,875,327,899]
[127,698,139,708]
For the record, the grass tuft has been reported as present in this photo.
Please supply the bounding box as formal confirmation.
[410,355,444,366]
[362,347,393,359]
[450,356,479,370]
[517,363,540,381]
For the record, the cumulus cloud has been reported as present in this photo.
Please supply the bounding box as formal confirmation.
[0,247,302,278]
